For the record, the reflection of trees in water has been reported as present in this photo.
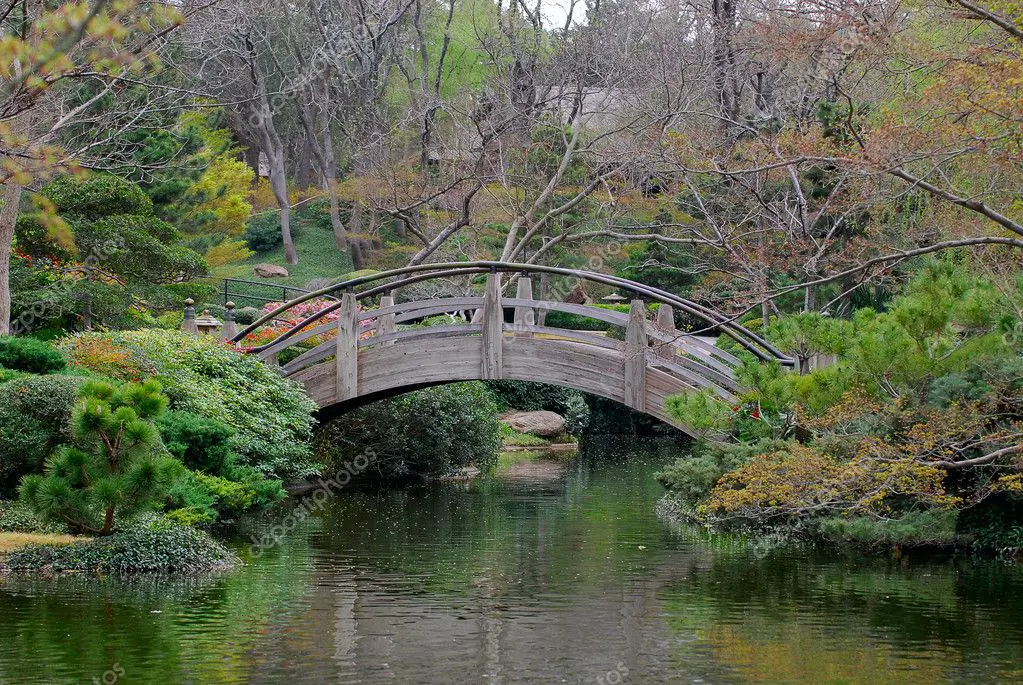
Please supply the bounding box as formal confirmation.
[0,528,319,684]
[660,550,1023,683]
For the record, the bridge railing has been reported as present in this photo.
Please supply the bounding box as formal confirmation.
[231,261,794,368]
[224,265,798,410]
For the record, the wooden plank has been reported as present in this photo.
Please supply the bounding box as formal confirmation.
[507,325,623,351]
[624,299,647,411]
[480,272,503,379]
[502,298,629,328]
[364,297,483,324]
[513,276,534,337]
[335,291,359,401]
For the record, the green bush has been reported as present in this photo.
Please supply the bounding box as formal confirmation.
[158,410,236,473]
[59,330,318,480]
[1,514,238,574]
[243,213,284,252]
[0,336,66,374]
[486,380,583,414]
[166,467,284,525]
[0,500,67,534]
[43,173,154,217]
[0,375,85,495]
[563,393,591,435]
[655,439,786,508]
[234,307,262,325]
[0,367,28,383]
[499,422,550,446]
[159,410,286,523]
[315,382,501,480]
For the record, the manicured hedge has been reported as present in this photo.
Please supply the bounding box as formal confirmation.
[0,336,66,374]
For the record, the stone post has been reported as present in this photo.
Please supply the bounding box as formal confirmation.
[181,298,198,335]
[221,301,238,342]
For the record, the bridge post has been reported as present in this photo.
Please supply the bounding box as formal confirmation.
[376,295,396,345]
[513,276,534,337]
[336,291,359,401]
[481,272,504,379]
[624,299,647,411]
[653,303,677,361]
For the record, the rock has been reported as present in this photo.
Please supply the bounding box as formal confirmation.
[254,263,289,278]
[564,283,590,304]
[501,410,566,437]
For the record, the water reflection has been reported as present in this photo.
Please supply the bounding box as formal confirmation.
[2,438,1023,684]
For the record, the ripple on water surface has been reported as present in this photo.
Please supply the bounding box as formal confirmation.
[3,443,1023,684]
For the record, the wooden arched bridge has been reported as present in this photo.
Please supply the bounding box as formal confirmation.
[230,262,793,432]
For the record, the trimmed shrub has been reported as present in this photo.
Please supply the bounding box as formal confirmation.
[43,173,154,217]
[543,303,634,332]
[243,213,283,252]
[315,382,501,480]
[1,514,238,574]
[0,336,65,374]
[0,375,85,495]
[234,307,262,325]
[59,330,318,480]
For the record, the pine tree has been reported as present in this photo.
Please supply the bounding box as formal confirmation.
[20,379,182,535]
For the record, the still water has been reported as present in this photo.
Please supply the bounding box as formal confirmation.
[3,439,1023,684]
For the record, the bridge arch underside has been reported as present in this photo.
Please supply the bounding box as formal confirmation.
[291,335,710,433]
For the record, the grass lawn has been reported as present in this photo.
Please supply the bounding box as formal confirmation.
[0,532,83,554]
[499,422,552,447]
[212,223,355,308]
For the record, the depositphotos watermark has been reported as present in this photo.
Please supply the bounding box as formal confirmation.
[595,660,629,685]
[10,237,123,335]
[92,662,125,685]
[248,448,376,557]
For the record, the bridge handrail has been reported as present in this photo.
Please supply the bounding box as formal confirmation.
[231,261,793,365]
[245,292,740,376]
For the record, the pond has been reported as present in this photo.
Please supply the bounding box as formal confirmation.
[2,438,1023,684]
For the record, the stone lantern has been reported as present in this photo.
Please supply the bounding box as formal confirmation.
[194,309,222,336]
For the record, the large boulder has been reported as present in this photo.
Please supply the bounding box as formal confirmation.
[253,263,289,278]
[501,410,566,438]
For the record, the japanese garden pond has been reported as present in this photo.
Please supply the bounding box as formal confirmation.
[2,438,1023,684]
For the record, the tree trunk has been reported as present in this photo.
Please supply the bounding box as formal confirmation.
[101,504,115,535]
[350,197,363,234]
[0,182,22,336]
[321,124,348,251]
[350,238,365,270]
[246,35,298,265]
[298,91,348,252]
[803,284,815,313]
[268,149,298,265]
